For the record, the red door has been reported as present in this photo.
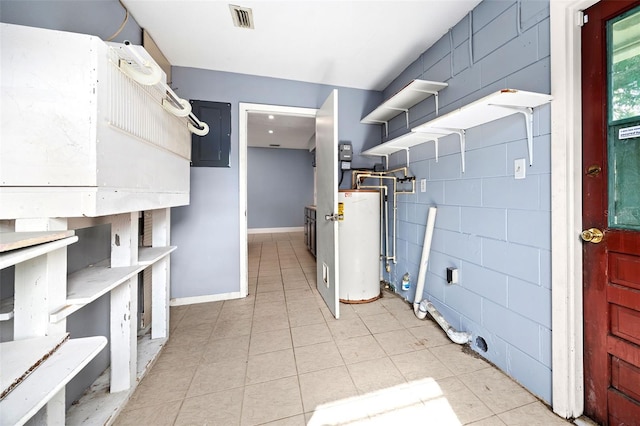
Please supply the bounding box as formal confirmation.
[582,1,640,424]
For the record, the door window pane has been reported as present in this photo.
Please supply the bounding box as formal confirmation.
[608,122,640,230]
[609,7,640,122]
[608,7,640,230]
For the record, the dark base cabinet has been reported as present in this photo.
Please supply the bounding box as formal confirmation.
[304,206,316,257]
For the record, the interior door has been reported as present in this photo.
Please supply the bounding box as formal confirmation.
[582,2,640,424]
[315,90,340,319]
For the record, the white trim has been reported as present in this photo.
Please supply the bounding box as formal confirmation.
[550,0,599,419]
[248,227,304,234]
[239,104,249,300]
[169,291,243,306]
[239,102,318,301]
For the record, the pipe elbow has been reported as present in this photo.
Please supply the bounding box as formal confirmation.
[162,97,192,117]
[118,58,162,86]
[189,120,210,136]
[446,329,472,345]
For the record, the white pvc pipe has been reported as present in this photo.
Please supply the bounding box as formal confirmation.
[162,97,192,117]
[118,58,162,86]
[188,120,210,136]
[414,207,437,312]
[420,300,471,345]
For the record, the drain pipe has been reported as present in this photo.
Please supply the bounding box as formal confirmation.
[417,300,472,345]
[413,207,471,345]
[413,207,437,314]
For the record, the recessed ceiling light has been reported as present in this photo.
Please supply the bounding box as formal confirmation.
[268,115,274,120]
[268,130,274,134]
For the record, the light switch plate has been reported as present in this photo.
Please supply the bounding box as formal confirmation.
[420,179,427,192]
[514,158,526,179]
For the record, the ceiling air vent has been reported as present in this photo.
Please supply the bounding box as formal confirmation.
[229,4,254,29]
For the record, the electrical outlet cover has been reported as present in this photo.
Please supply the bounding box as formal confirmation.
[420,179,427,192]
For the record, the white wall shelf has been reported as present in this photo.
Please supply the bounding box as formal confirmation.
[360,79,448,136]
[361,129,451,167]
[362,89,553,172]
[0,336,107,426]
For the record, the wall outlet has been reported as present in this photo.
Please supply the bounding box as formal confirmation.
[446,267,459,284]
[514,158,526,179]
[420,178,427,192]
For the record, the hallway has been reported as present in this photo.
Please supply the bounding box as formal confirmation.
[116,232,570,425]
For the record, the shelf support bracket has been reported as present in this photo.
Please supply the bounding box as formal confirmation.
[428,128,466,172]
[454,130,466,173]
[413,89,441,115]
[491,105,535,165]
[403,148,410,168]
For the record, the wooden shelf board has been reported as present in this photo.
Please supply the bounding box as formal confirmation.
[0,336,107,426]
[0,230,75,253]
[138,246,176,266]
[1,333,69,398]
[0,296,14,321]
[361,79,448,124]
[413,89,553,133]
[66,261,145,305]
[65,334,166,425]
[0,236,78,270]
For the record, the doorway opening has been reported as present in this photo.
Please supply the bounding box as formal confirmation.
[239,103,318,297]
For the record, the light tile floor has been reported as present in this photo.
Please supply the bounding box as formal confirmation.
[116,232,571,425]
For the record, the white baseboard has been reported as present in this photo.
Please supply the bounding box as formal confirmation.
[170,291,244,306]
[248,226,304,234]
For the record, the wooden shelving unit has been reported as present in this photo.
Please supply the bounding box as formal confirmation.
[361,79,448,136]
[362,89,553,172]
[0,209,175,424]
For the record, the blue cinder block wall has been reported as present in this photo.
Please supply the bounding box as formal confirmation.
[379,0,552,402]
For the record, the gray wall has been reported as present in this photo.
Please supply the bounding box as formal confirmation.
[247,147,314,229]
[0,0,142,408]
[170,67,381,299]
[382,1,552,402]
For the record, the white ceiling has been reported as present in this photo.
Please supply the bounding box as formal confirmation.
[247,111,316,149]
[123,0,482,149]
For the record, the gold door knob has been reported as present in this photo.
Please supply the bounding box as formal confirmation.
[581,228,604,244]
